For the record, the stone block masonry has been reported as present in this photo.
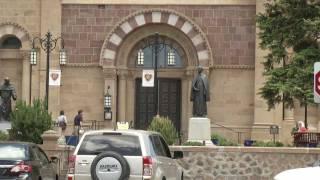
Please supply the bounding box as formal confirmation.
[62,5,255,66]
[170,146,320,180]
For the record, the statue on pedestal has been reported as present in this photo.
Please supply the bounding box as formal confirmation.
[0,77,17,121]
[190,66,210,117]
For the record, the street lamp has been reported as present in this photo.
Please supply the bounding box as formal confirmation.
[104,86,112,120]
[139,33,179,117]
[145,33,167,116]
[31,31,66,110]
[29,47,38,104]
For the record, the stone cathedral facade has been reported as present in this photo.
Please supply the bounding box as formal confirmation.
[0,0,318,143]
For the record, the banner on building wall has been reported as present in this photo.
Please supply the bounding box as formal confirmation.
[142,69,154,87]
[49,70,61,86]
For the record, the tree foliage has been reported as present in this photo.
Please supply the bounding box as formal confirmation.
[10,99,52,144]
[148,116,179,145]
[257,0,320,110]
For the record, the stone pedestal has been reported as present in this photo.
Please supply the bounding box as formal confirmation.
[188,117,212,145]
[41,130,60,149]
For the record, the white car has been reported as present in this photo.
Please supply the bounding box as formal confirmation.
[67,129,184,180]
[274,167,320,180]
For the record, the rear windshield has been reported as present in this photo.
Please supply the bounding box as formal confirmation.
[0,144,28,160]
[77,134,142,156]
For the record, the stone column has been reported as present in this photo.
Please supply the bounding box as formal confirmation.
[117,69,128,122]
[281,108,295,144]
[21,51,30,104]
[251,0,282,140]
[126,70,135,124]
[181,68,195,140]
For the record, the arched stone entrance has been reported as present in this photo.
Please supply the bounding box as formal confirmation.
[0,22,32,104]
[100,9,213,134]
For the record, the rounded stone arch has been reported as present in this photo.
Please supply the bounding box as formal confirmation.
[116,24,199,69]
[0,22,32,50]
[100,8,213,68]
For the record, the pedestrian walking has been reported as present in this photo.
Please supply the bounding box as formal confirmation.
[56,110,67,135]
[74,110,83,136]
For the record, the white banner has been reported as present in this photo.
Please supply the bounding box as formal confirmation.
[142,69,154,87]
[49,69,61,86]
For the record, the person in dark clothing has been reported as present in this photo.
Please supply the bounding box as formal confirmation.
[74,110,83,136]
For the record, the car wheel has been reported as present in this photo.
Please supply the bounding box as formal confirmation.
[91,151,130,180]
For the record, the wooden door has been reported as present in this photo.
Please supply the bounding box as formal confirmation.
[135,78,181,132]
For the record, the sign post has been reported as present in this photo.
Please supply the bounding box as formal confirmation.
[314,62,320,103]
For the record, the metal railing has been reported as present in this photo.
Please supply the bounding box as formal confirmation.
[211,122,246,144]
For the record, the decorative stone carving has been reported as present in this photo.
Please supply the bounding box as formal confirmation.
[99,8,213,69]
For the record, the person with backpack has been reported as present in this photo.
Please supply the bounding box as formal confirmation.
[57,110,67,135]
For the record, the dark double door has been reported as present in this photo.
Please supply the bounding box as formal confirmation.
[135,78,181,132]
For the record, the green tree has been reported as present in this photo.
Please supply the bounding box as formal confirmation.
[257,0,320,127]
[148,116,179,145]
[10,99,52,144]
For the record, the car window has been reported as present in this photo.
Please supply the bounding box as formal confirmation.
[34,147,49,164]
[0,144,28,160]
[29,146,37,161]
[149,135,167,157]
[77,134,142,156]
[159,136,172,158]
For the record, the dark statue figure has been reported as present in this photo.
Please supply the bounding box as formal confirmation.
[190,66,210,117]
[0,77,17,121]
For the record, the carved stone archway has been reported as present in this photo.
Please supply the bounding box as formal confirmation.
[0,22,32,50]
[0,22,32,103]
[99,8,213,68]
[100,9,213,134]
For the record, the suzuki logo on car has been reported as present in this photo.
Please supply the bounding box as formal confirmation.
[100,164,118,171]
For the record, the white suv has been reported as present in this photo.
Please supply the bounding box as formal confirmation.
[67,129,184,180]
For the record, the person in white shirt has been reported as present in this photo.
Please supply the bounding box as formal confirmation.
[56,110,67,135]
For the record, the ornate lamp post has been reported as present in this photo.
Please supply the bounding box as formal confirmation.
[30,31,66,110]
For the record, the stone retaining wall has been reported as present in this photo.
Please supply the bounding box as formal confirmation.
[170,146,320,180]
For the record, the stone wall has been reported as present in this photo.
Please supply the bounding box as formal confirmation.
[60,66,106,124]
[0,0,41,36]
[61,4,256,66]
[210,68,255,139]
[171,146,320,180]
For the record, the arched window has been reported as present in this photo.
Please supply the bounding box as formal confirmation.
[136,43,182,68]
[0,36,22,49]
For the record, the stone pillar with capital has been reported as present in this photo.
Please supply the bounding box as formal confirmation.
[252,0,282,140]
[180,68,195,141]
[21,50,31,104]
[117,69,128,122]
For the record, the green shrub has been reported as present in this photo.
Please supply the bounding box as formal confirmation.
[182,141,204,146]
[10,99,52,144]
[0,131,9,141]
[211,133,238,146]
[148,116,178,145]
[252,141,284,147]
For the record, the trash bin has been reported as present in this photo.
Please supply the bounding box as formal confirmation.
[65,136,79,146]
[244,139,254,146]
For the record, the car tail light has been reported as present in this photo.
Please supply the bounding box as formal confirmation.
[143,156,153,178]
[68,155,76,174]
[10,161,32,173]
